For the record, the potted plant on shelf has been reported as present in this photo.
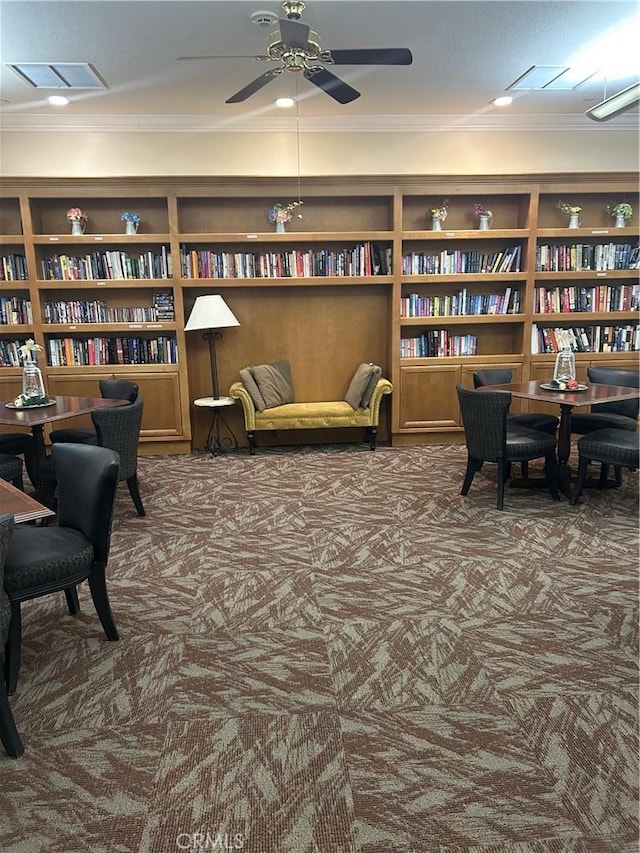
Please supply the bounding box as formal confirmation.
[556,200,582,229]
[66,207,88,235]
[268,200,303,233]
[474,202,492,230]
[605,201,633,228]
[428,199,449,231]
[121,211,141,234]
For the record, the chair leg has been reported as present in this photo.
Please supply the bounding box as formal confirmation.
[369,426,377,450]
[599,463,610,488]
[520,460,529,478]
[570,455,591,505]
[23,447,38,490]
[544,453,560,502]
[65,586,81,615]
[0,665,23,758]
[496,460,506,510]
[126,476,146,517]
[614,465,624,486]
[88,564,119,642]
[461,456,482,496]
[248,431,256,455]
[6,601,22,695]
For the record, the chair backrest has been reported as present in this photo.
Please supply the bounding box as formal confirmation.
[99,378,139,403]
[0,513,15,647]
[457,384,511,462]
[91,396,144,480]
[472,368,513,389]
[587,366,640,419]
[53,444,120,564]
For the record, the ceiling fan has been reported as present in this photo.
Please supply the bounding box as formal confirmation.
[178,0,413,105]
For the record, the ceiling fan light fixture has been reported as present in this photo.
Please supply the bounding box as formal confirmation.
[586,82,640,121]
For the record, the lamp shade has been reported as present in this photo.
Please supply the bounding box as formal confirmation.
[184,295,240,331]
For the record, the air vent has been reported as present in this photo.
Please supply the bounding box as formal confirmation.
[7,63,108,90]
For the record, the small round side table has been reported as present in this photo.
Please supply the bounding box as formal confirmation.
[194,396,238,456]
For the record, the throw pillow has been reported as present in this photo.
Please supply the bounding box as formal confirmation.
[239,367,267,412]
[361,364,382,408]
[251,360,295,409]
[344,363,375,410]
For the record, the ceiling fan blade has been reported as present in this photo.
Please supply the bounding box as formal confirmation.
[225,69,281,104]
[177,54,270,61]
[304,67,360,104]
[278,18,310,48]
[329,48,413,66]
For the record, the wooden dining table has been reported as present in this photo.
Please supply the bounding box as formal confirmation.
[481,380,640,494]
[0,395,126,485]
[0,476,55,524]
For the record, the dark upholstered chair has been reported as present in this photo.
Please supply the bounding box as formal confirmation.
[50,379,139,446]
[0,433,35,487]
[570,367,639,435]
[457,384,560,510]
[3,444,120,695]
[0,453,23,490]
[0,514,23,758]
[92,396,145,516]
[41,396,145,517]
[570,428,640,505]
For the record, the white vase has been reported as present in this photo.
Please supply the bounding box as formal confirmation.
[276,221,286,233]
[568,213,581,229]
[614,213,626,228]
[478,214,491,231]
[71,220,85,235]
[432,217,442,231]
[22,362,47,403]
[125,221,139,235]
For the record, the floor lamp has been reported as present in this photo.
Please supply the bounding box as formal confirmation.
[184,294,240,400]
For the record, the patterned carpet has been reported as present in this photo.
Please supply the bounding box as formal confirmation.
[0,443,638,853]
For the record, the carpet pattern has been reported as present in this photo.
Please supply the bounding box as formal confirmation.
[0,444,638,853]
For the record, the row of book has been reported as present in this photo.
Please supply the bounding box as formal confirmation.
[400,332,478,359]
[179,242,390,279]
[401,288,521,318]
[42,291,175,324]
[533,284,639,314]
[535,242,639,272]
[0,296,33,325]
[402,245,522,276]
[40,248,173,281]
[0,338,28,367]
[531,324,639,354]
[0,254,28,281]
[46,336,179,366]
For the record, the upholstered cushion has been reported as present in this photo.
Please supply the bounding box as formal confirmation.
[361,365,382,408]
[4,527,93,594]
[250,361,294,409]
[0,454,23,485]
[345,363,382,409]
[577,428,640,469]
[239,367,267,412]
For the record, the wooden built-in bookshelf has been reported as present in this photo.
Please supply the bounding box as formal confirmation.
[1,175,637,451]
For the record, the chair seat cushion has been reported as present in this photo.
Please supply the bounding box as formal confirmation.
[4,527,93,595]
[570,412,637,434]
[0,434,33,454]
[508,412,558,434]
[506,426,557,460]
[50,426,98,445]
[577,428,640,469]
[0,454,22,481]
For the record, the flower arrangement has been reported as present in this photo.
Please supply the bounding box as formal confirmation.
[66,207,87,222]
[474,203,492,219]
[268,200,303,224]
[429,199,449,222]
[605,202,633,221]
[556,200,581,215]
[121,211,141,225]
[19,338,43,364]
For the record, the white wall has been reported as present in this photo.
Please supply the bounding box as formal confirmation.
[1,127,638,177]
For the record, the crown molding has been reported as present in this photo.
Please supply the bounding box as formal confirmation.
[1,112,638,133]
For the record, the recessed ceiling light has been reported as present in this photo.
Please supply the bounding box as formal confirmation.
[47,95,69,106]
[492,96,513,107]
[275,97,295,108]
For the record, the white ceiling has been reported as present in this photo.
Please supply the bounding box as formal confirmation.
[1,0,639,132]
